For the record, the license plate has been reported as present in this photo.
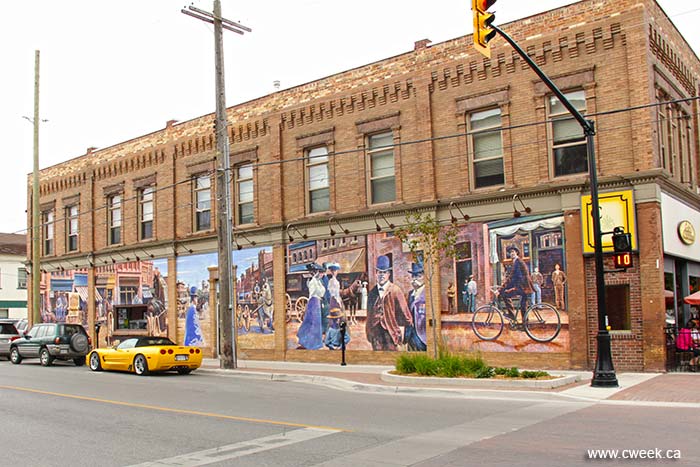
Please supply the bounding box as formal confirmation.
[175,354,189,361]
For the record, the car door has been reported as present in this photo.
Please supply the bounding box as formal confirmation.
[110,338,138,370]
[19,325,44,357]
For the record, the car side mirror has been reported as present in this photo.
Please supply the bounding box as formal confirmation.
[24,334,31,339]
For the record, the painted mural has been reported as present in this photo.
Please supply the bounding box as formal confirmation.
[176,252,216,349]
[39,268,90,327]
[233,246,275,349]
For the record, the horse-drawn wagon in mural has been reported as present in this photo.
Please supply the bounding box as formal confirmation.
[235,282,274,333]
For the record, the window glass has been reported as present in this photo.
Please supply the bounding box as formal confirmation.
[117,338,138,350]
[470,108,504,188]
[550,90,587,177]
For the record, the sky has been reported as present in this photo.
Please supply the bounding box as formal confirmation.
[1,0,699,235]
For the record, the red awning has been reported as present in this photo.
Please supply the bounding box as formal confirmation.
[684,290,700,306]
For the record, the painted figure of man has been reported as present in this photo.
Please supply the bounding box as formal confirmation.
[446,282,456,314]
[461,278,470,312]
[530,267,544,305]
[551,263,567,311]
[499,246,533,320]
[467,275,477,313]
[366,255,413,351]
[404,262,427,351]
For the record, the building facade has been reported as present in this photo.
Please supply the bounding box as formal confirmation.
[0,233,28,319]
[27,0,699,370]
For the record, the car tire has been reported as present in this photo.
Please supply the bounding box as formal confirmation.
[89,352,102,371]
[40,348,54,367]
[133,354,149,376]
[74,356,86,366]
[177,369,192,375]
[9,347,22,364]
[70,333,89,353]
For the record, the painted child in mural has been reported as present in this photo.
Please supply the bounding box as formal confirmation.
[184,286,205,346]
[296,263,326,350]
[324,301,351,350]
[446,282,456,314]
[498,246,534,321]
[467,275,477,313]
[551,263,567,311]
[366,255,413,351]
[404,262,427,351]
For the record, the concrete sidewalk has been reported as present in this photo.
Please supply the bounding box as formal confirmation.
[197,358,700,406]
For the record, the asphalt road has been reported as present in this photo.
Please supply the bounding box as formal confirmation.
[0,361,697,466]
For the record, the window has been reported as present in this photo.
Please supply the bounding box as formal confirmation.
[550,90,587,177]
[307,147,330,213]
[605,284,630,330]
[138,187,154,240]
[193,175,211,231]
[108,194,122,245]
[42,210,54,255]
[66,205,79,252]
[657,90,695,186]
[469,108,504,188]
[368,132,395,204]
[17,268,27,289]
[236,164,254,225]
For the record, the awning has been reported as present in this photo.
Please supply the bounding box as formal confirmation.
[489,216,564,264]
[74,286,89,303]
[51,279,74,292]
[684,290,700,306]
[316,247,366,274]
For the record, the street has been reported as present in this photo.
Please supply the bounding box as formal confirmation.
[1,362,698,466]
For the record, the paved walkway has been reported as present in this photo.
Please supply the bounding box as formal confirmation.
[199,359,700,405]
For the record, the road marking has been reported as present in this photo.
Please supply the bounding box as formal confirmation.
[125,428,339,467]
[0,384,346,432]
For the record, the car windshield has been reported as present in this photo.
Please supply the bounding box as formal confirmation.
[137,337,176,347]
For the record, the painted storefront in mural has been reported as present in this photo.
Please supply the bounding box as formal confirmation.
[233,246,275,349]
[176,252,216,350]
[285,215,569,354]
[39,269,90,327]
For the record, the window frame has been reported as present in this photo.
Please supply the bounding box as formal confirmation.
[193,174,212,232]
[548,89,588,178]
[306,146,331,214]
[107,194,122,246]
[367,131,396,205]
[138,186,154,241]
[17,267,27,289]
[42,209,54,256]
[235,163,254,226]
[468,107,505,189]
[66,204,79,252]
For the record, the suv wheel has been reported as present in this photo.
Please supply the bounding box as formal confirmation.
[73,356,86,366]
[70,333,89,353]
[9,347,22,364]
[40,348,54,366]
[134,354,149,376]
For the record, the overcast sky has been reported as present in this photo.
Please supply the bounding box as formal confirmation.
[1,0,698,235]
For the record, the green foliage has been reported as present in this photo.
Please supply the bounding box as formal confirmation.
[520,370,550,379]
[395,353,551,379]
[394,211,460,264]
[395,354,416,374]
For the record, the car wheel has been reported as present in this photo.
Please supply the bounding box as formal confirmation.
[133,354,149,376]
[9,347,22,364]
[74,356,86,366]
[89,352,102,371]
[70,333,89,353]
[177,369,192,375]
[40,348,54,367]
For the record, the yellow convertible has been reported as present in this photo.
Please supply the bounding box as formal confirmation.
[87,336,202,375]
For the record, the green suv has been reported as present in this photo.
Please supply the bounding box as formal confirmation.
[9,323,91,366]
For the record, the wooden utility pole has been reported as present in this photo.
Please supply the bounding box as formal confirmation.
[31,50,41,326]
[182,1,251,369]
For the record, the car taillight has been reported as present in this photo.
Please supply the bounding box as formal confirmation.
[160,349,166,355]
[55,337,60,344]
[87,336,92,346]
[167,349,173,354]
[189,348,194,354]
[195,349,200,354]
[10,336,20,342]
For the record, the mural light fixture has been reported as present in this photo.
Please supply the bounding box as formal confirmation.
[141,249,155,259]
[374,211,395,232]
[512,194,532,218]
[233,230,256,250]
[329,217,350,237]
[448,202,470,224]
[286,223,308,243]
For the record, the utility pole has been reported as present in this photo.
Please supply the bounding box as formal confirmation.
[31,50,41,326]
[182,1,251,369]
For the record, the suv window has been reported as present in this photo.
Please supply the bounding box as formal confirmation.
[62,324,86,336]
[44,324,57,336]
[32,325,46,338]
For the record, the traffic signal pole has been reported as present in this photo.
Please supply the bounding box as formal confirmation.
[490,24,618,387]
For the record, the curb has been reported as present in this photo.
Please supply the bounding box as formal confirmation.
[380,370,581,389]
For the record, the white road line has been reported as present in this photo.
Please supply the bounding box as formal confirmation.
[126,427,339,467]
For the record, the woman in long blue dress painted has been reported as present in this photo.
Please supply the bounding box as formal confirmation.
[184,286,205,346]
[296,263,326,350]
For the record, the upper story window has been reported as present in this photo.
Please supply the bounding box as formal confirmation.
[193,174,211,231]
[236,163,254,225]
[550,90,587,177]
[368,132,395,204]
[306,147,330,214]
[138,187,154,240]
[42,210,54,256]
[108,194,122,245]
[657,90,695,187]
[469,108,504,188]
[66,205,79,252]
[17,267,27,289]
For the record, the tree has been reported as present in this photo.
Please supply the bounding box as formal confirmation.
[395,211,460,358]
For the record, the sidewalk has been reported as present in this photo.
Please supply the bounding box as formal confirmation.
[198,359,700,405]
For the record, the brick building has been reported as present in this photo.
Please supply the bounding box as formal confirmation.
[28,0,699,370]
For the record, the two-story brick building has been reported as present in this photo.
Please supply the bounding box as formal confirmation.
[27,0,700,371]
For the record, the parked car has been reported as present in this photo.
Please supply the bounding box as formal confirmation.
[87,336,202,376]
[9,323,91,366]
[0,320,21,360]
[14,318,29,335]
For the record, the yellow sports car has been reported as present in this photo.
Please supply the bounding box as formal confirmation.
[87,336,202,375]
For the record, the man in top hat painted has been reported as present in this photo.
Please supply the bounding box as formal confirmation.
[404,262,427,351]
[499,246,534,321]
[366,255,413,351]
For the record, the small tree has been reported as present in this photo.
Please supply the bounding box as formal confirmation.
[395,211,460,359]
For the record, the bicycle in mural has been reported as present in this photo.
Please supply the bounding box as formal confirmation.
[472,286,561,343]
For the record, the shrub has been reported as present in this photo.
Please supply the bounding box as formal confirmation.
[395,354,417,374]
[521,370,550,379]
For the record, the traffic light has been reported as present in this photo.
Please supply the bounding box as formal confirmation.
[472,0,497,58]
[611,227,633,269]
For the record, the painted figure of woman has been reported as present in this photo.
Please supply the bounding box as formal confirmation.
[296,263,326,350]
[184,286,205,346]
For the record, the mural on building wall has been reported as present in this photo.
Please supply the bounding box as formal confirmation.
[40,269,90,327]
[176,252,216,348]
[233,246,275,349]
[439,215,570,353]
